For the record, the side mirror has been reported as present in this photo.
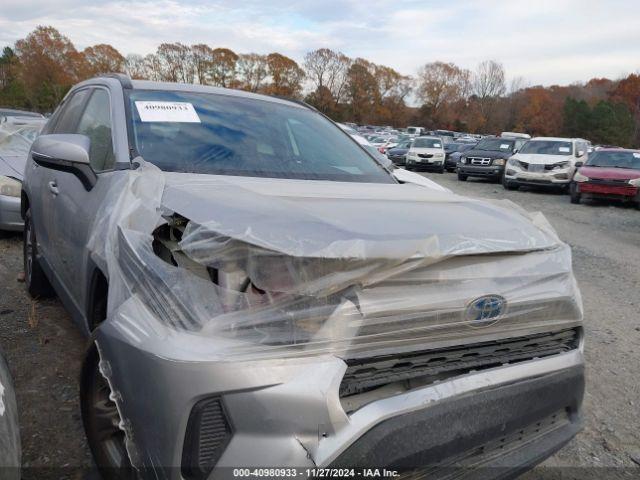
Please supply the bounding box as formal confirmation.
[576,150,585,157]
[31,134,97,191]
[575,161,584,167]
[513,149,519,154]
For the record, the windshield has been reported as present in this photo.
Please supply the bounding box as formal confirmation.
[519,140,573,155]
[586,150,640,169]
[413,137,442,148]
[127,90,392,183]
[0,123,43,157]
[475,138,514,152]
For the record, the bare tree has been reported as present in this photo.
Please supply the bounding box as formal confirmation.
[304,48,351,105]
[156,43,194,83]
[472,60,506,100]
[125,54,148,79]
[236,53,268,92]
[472,60,507,128]
[191,44,214,84]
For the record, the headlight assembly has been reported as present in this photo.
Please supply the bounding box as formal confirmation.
[629,177,640,187]
[553,161,571,170]
[0,175,21,197]
[493,159,506,166]
[573,171,589,182]
[460,157,467,164]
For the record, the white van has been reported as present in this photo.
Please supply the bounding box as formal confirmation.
[503,137,590,190]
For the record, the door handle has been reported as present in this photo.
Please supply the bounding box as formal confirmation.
[48,181,59,195]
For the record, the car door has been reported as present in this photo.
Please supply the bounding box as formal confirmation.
[32,89,91,267]
[50,87,118,310]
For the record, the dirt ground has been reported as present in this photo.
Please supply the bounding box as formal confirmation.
[0,170,639,479]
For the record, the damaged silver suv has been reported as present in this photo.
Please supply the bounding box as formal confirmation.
[22,75,585,479]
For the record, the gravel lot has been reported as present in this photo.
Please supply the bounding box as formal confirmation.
[0,170,639,478]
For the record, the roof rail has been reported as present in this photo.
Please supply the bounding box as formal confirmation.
[99,73,133,89]
[272,95,318,112]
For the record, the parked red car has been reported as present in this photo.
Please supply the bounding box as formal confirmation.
[570,149,640,205]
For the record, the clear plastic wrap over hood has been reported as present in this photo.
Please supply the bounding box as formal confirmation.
[89,162,581,360]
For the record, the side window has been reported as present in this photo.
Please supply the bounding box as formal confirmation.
[53,89,90,134]
[75,89,115,172]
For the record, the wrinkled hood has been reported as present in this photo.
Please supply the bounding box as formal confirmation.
[512,153,574,165]
[160,173,560,260]
[0,155,25,180]
[579,165,640,180]
[463,148,512,160]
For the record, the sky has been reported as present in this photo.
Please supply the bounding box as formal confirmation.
[1,0,639,87]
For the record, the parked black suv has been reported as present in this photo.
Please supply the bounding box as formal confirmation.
[457,137,527,182]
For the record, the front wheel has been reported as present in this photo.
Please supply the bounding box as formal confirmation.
[569,183,581,204]
[23,209,54,298]
[502,176,518,190]
[81,348,137,480]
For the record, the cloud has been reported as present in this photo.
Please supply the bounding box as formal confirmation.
[0,0,638,85]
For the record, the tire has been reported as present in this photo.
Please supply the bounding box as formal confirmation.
[569,183,581,204]
[23,209,54,298]
[437,166,445,174]
[81,347,137,480]
[502,176,518,191]
[457,172,468,181]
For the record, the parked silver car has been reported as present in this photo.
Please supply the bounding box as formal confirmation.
[0,118,46,232]
[22,75,584,479]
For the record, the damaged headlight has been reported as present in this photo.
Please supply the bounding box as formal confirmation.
[552,161,571,170]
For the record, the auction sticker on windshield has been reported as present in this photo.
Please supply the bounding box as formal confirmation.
[559,146,571,153]
[135,101,201,123]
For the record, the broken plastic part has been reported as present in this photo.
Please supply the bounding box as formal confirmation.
[86,161,582,362]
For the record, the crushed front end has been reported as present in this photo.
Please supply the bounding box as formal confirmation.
[89,164,585,479]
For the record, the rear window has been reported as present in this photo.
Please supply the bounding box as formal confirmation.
[126,90,393,183]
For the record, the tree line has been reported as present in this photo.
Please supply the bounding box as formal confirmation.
[1,26,639,147]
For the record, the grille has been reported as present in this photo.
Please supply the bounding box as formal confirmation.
[587,178,633,186]
[339,329,579,398]
[418,153,434,159]
[182,397,233,480]
[518,161,566,172]
[400,410,570,479]
[468,157,491,166]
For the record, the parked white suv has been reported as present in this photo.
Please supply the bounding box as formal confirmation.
[503,137,590,191]
[405,136,446,173]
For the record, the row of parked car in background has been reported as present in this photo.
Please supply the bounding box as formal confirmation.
[347,124,640,208]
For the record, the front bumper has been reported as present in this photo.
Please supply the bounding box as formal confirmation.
[96,319,584,479]
[0,194,23,231]
[577,182,639,201]
[458,164,504,178]
[406,157,444,170]
[505,169,572,187]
